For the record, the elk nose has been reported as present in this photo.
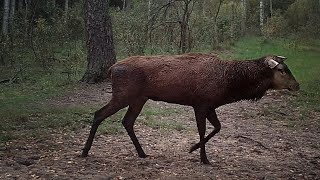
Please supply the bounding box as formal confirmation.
[290,83,300,91]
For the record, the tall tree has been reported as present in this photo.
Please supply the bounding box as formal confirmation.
[65,0,69,16]
[81,0,116,83]
[260,0,265,27]
[123,0,133,11]
[18,0,23,11]
[241,0,247,34]
[2,0,10,36]
[269,0,273,17]
[179,0,194,54]
[9,0,15,30]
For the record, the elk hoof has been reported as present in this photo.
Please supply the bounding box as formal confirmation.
[138,153,149,158]
[201,158,211,165]
[81,150,89,157]
[189,143,200,153]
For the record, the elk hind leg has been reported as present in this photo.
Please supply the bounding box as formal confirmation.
[81,99,128,157]
[122,98,148,158]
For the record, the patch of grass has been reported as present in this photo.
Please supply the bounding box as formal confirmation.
[140,106,185,131]
[141,117,185,132]
[97,106,185,134]
[0,76,93,142]
[0,104,96,142]
[141,106,180,117]
[97,109,127,135]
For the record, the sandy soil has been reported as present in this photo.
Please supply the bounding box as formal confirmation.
[1,83,319,180]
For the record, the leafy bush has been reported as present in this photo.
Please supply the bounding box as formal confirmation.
[262,14,288,38]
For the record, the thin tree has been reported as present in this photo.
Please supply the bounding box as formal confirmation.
[9,0,15,31]
[18,0,23,11]
[65,0,69,17]
[81,0,116,83]
[179,0,194,54]
[2,0,10,36]
[260,0,264,27]
[241,0,247,34]
[269,0,273,17]
[212,0,223,49]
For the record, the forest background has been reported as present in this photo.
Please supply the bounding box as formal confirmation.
[0,0,319,144]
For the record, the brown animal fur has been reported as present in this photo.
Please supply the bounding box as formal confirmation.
[82,53,299,164]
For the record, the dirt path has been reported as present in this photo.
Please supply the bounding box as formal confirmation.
[1,83,319,179]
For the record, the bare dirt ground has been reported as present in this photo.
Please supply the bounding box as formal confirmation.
[1,83,320,180]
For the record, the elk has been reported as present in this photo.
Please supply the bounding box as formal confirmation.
[81,53,299,164]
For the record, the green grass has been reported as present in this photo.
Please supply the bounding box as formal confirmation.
[97,106,185,135]
[225,36,320,111]
[140,106,185,131]
[0,70,87,143]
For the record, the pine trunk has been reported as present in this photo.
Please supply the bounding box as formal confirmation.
[81,0,116,83]
[2,0,10,36]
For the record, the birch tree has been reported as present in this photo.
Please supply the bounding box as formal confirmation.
[269,0,273,17]
[260,0,264,27]
[2,0,10,36]
[241,0,247,34]
[65,0,69,16]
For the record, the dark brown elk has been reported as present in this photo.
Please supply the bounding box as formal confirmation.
[81,53,299,164]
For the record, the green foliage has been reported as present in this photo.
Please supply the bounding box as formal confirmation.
[113,6,148,56]
[97,109,127,135]
[97,106,185,135]
[262,14,288,38]
[283,0,319,39]
[140,106,185,132]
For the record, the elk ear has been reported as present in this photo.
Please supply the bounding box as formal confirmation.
[266,59,279,69]
[277,55,287,62]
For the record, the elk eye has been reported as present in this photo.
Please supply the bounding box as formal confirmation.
[278,69,286,75]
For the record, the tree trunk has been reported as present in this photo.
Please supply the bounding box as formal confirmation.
[123,0,133,11]
[260,0,264,28]
[180,21,188,54]
[65,0,69,16]
[269,0,273,17]
[230,1,235,43]
[148,0,152,20]
[2,0,10,36]
[9,0,15,30]
[81,0,116,83]
[212,0,223,50]
[241,0,247,35]
[179,0,193,54]
[18,0,23,11]
[198,0,205,16]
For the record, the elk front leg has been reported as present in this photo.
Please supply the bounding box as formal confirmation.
[193,107,210,164]
[189,109,221,153]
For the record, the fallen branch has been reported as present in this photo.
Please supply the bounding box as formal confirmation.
[234,135,269,150]
[0,77,17,84]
